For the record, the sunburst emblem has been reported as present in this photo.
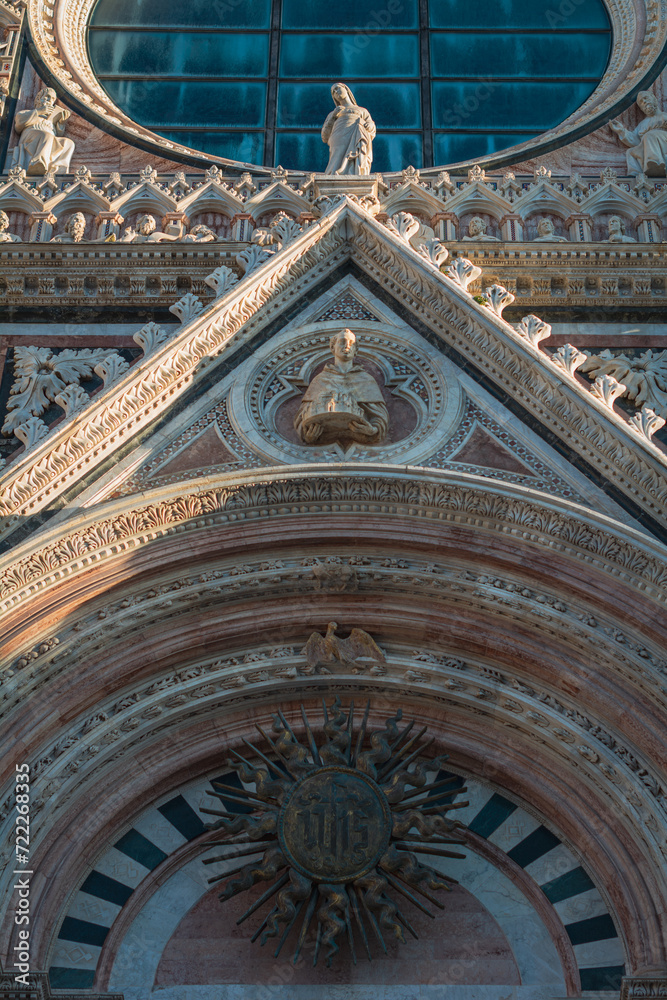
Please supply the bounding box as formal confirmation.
[202,698,468,966]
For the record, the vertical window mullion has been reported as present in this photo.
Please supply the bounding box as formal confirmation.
[419,0,432,167]
[265,0,282,166]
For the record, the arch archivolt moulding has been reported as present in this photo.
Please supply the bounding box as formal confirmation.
[22,0,667,171]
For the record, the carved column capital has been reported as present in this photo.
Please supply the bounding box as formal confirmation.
[621,976,667,998]
[95,210,124,240]
[431,211,458,240]
[162,211,189,238]
[499,213,524,241]
[230,212,255,240]
[633,214,662,244]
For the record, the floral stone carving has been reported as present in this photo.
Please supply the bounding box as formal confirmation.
[294,329,389,445]
[580,349,667,418]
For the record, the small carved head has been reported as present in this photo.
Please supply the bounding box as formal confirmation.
[330,328,358,363]
[608,215,625,235]
[468,216,488,237]
[0,210,8,232]
[137,214,157,236]
[66,212,86,240]
[537,218,556,236]
[35,87,57,110]
[331,82,357,107]
[637,90,659,116]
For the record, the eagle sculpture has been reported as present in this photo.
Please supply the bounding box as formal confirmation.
[301,621,386,673]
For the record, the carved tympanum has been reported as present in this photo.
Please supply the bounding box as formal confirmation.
[294,329,389,445]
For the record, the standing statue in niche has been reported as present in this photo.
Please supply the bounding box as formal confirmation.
[609,91,667,177]
[321,83,376,176]
[294,329,389,445]
[11,87,75,176]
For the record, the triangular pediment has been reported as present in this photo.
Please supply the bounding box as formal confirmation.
[1,197,666,548]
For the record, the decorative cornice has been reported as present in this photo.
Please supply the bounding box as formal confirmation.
[0,201,666,545]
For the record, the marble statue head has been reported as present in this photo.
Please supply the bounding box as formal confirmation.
[137,214,157,236]
[66,212,86,240]
[329,328,358,364]
[537,218,556,237]
[0,210,9,231]
[35,87,57,110]
[468,216,487,237]
[637,91,659,116]
[331,82,357,107]
[608,215,625,235]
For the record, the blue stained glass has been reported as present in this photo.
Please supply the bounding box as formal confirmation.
[434,131,539,163]
[432,81,597,130]
[90,31,270,77]
[429,0,610,29]
[278,83,420,128]
[102,81,266,127]
[281,0,418,29]
[430,32,610,78]
[90,0,271,28]
[280,34,419,79]
[158,131,265,162]
[275,130,421,172]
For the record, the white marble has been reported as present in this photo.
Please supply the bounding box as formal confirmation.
[487,812,542,854]
[553,887,609,925]
[549,322,667,339]
[66,888,122,928]
[132,809,189,857]
[522,844,580,886]
[180,778,220,819]
[572,937,626,967]
[122,986,583,1000]
[0,323,180,337]
[93,845,152,888]
[447,781,492,826]
[49,939,102,971]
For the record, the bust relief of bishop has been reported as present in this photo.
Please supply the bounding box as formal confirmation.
[322,83,376,175]
[294,329,389,446]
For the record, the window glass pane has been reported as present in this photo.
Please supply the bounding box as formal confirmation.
[430,32,610,78]
[158,130,265,162]
[432,81,596,130]
[434,131,538,163]
[102,81,266,127]
[280,34,419,78]
[372,133,423,171]
[275,130,421,172]
[282,0,418,29]
[90,31,270,77]
[429,0,610,29]
[278,83,420,128]
[91,0,271,28]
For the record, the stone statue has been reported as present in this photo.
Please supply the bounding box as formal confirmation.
[11,87,75,176]
[321,83,376,176]
[0,210,21,243]
[50,212,87,243]
[294,329,389,445]
[610,91,667,177]
[119,214,176,243]
[182,223,217,243]
[462,216,500,242]
[533,218,568,242]
[605,216,636,243]
[302,622,386,674]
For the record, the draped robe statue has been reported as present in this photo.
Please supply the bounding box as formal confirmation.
[321,83,376,176]
[610,91,667,177]
[12,88,75,176]
[294,329,389,445]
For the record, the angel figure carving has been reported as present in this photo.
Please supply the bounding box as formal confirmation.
[302,622,386,674]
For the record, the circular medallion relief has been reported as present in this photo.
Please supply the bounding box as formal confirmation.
[278,766,392,883]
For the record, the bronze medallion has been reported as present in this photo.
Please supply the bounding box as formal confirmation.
[278,766,392,883]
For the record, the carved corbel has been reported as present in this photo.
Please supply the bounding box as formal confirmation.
[620,976,667,998]
[28,211,57,242]
[565,213,593,242]
[499,213,524,242]
[95,211,124,241]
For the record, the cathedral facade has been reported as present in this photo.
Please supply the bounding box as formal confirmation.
[1,2,667,999]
